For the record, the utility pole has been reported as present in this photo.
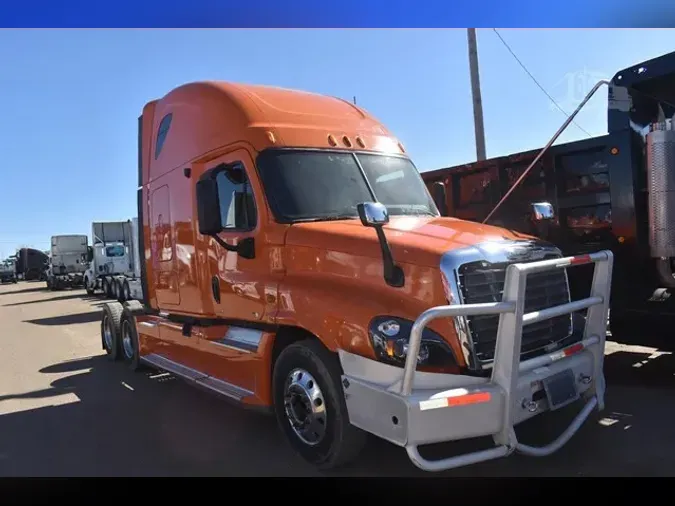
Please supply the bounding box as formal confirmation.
[467,28,486,161]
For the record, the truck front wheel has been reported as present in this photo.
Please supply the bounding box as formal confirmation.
[272,339,366,471]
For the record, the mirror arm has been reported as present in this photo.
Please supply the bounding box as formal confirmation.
[375,227,405,288]
[211,234,255,260]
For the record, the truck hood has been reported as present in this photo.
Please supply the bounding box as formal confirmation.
[286,215,535,267]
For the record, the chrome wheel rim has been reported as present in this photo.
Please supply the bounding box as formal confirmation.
[121,320,134,359]
[283,369,327,446]
[103,315,113,350]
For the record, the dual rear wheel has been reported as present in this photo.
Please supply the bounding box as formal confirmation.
[100,303,366,470]
[101,301,143,370]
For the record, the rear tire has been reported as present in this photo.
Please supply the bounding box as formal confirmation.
[84,276,94,295]
[105,277,114,298]
[101,302,123,361]
[117,278,126,302]
[120,306,143,371]
[123,280,131,301]
[272,339,366,471]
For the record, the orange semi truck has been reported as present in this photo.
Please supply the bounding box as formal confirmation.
[101,82,614,472]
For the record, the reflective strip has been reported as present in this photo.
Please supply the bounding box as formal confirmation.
[556,254,592,268]
[419,392,492,411]
[549,342,585,361]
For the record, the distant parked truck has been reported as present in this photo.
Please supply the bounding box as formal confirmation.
[0,259,17,283]
[46,235,88,290]
[14,248,49,281]
[84,219,143,302]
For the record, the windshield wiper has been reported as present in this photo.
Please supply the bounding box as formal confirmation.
[292,214,358,223]
[389,206,436,217]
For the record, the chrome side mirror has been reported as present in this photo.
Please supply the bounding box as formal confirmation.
[530,202,555,222]
[357,202,389,227]
[356,201,404,288]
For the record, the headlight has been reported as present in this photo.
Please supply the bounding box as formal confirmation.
[368,315,457,368]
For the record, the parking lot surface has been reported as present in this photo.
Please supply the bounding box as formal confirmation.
[1,281,674,476]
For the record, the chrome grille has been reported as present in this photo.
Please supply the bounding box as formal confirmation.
[457,256,574,362]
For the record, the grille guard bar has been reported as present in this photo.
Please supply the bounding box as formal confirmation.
[341,250,613,472]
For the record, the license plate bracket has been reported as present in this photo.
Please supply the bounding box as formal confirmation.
[542,368,578,411]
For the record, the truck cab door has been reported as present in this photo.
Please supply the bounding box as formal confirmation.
[201,149,272,325]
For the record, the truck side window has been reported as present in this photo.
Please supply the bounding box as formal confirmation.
[155,113,173,160]
[215,164,257,230]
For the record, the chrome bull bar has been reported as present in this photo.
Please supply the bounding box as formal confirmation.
[404,250,613,471]
[342,250,613,473]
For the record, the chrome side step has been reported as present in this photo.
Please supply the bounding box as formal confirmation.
[141,353,254,401]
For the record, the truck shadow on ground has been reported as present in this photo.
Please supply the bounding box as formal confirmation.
[0,285,47,296]
[603,345,675,388]
[23,311,103,326]
[1,347,674,477]
[3,293,101,307]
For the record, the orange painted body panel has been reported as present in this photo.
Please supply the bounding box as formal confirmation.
[136,81,538,408]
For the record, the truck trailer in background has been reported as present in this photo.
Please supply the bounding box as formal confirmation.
[46,235,89,290]
[421,50,675,342]
[107,218,143,302]
[84,219,143,302]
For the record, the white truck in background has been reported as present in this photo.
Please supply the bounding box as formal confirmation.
[46,235,88,290]
[0,258,17,284]
[83,218,143,302]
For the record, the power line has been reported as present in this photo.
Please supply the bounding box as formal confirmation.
[491,28,593,138]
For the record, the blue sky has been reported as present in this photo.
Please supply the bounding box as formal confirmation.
[0,29,673,257]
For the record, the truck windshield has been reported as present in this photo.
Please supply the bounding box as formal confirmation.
[257,150,439,222]
[105,245,125,257]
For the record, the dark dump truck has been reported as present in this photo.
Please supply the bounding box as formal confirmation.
[15,248,49,281]
[422,50,675,341]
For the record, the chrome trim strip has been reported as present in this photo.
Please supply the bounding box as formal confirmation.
[194,376,253,401]
[140,352,254,400]
[141,353,206,381]
[224,327,263,347]
[439,239,571,372]
[210,339,255,353]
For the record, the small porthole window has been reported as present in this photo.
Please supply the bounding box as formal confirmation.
[155,113,173,160]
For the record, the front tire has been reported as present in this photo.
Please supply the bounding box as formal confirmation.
[101,302,123,361]
[272,339,366,471]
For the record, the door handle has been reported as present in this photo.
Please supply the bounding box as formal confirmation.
[211,275,221,303]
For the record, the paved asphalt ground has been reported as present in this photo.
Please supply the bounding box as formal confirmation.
[1,281,674,477]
